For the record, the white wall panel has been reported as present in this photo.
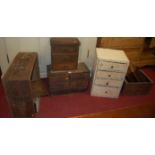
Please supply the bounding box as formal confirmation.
[39,37,51,77]
[0,38,9,76]
[19,37,40,51]
[4,37,20,62]
[78,37,97,72]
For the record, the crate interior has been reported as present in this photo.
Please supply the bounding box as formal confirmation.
[126,70,151,83]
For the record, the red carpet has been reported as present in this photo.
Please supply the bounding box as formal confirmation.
[36,67,155,118]
[0,67,155,118]
[0,80,13,118]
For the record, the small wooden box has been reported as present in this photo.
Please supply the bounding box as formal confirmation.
[47,63,90,94]
[122,70,153,95]
[50,37,80,70]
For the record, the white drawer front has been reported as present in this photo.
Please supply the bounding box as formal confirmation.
[98,60,128,72]
[91,85,120,98]
[96,71,125,80]
[94,79,122,87]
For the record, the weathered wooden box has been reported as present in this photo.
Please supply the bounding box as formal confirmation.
[2,52,48,117]
[47,63,90,94]
[97,37,145,48]
[122,70,153,95]
[50,37,80,70]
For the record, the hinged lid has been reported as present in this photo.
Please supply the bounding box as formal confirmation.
[50,37,80,46]
[47,63,89,75]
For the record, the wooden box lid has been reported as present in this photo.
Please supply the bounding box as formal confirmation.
[50,37,80,46]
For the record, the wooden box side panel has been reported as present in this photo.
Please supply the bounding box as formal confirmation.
[48,74,89,94]
[48,63,90,94]
[98,37,145,49]
[50,38,80,71]
[3,80,32,98]
[50,38,80,46]
[2,79,35,117]
[122,70,153,96]
[51,51,79,69]
[8,98,35,118]
[122,82,152,95]
[51,46,79,54]
[51,54,78,70]
[70,79,89,91]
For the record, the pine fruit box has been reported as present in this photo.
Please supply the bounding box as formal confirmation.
[122,70,153,95]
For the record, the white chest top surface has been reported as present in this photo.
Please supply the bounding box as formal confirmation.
[96,48,129,63]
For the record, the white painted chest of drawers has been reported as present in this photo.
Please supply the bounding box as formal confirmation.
[91,48,129,98]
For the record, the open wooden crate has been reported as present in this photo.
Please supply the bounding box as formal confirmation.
[122,70,153,95]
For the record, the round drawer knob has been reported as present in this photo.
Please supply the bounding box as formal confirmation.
[105,91,108,94]
[108,74,111,77]
[111,66,114,69]
[106,82,109,86]
[65,77,69,80]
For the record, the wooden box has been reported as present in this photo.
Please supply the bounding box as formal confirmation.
[47,63,90,94]
[97,37,145,49]
[122,70,153,95]
[50,37,80,70]
[2,52,48,117]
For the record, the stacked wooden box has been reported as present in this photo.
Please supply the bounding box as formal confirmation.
[48,38,90,94]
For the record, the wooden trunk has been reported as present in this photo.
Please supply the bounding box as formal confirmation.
[50,37,80,70]
[122,70,153,95]
[2,52,48,117]
[48,63,90,94]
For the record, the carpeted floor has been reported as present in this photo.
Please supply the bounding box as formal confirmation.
[0,79,13,118]
[0,67,155,118]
